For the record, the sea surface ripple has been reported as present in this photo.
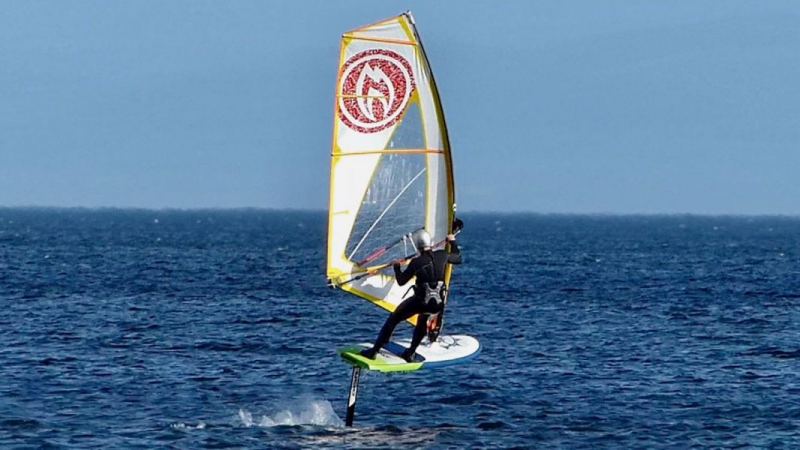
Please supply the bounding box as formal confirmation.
[1,208,799,448]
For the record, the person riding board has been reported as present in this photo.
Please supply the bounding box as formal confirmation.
[360,219,463,362]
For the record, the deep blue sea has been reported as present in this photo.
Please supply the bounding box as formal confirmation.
[2,208,800,448]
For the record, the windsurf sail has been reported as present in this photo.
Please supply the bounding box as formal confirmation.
[326,12,455,322]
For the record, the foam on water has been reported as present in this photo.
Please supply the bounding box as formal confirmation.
[238,399,343,428]
[170,422,207,431]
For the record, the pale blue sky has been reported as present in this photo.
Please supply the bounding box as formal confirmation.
[1,1,798,213]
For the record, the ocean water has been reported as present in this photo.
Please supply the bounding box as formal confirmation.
[1,208,799,449]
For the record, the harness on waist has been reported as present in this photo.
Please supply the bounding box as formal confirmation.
[419,254,447,311]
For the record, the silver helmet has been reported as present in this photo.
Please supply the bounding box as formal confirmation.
[411,229,432,251]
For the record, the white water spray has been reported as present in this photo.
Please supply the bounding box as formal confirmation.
[238,399,343,428]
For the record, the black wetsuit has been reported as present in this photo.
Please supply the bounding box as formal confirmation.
[369,239,462,356]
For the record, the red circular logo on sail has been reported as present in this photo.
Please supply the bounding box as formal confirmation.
[338,49,416,134]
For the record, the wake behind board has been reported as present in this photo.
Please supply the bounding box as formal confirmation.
[339,335,480,373]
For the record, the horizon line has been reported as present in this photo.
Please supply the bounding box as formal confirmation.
[1,204,799,218]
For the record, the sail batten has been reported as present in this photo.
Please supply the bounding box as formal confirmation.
[327,13,454,319]
[332,149,444,157]
[342,35,418,47]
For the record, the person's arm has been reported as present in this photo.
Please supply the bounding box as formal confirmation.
[394,258,417,285]
[446,234,462,264]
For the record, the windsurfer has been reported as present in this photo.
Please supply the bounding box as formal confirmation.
[360,219,463,362]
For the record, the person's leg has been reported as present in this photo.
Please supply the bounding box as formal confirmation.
[361,296,422,358]
[402,298,445,361]
[401,314,429,361]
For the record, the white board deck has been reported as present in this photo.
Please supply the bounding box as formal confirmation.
[340,334,480,372]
